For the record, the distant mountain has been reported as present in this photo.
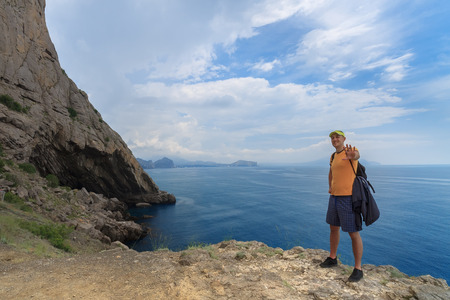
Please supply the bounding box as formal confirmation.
[137,158,154,169]
[296,157,381,166]
[154,157,175,168]
[359,159,381,166]
[230,160,257,167]
[137,157,258,168]
[176,160,227,167]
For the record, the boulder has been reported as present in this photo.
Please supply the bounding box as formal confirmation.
[100,220,144,243]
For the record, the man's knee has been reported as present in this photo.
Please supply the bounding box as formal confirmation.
[330,225,340,232]
[348,231,361,240]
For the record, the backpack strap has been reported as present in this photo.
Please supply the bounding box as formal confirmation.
[349,160,357,175]
[350,160,375,193]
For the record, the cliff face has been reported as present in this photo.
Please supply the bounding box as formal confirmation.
[0,0,174,204]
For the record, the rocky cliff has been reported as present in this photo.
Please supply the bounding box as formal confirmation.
[0,0,174,205]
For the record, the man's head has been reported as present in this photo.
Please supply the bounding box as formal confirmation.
[329,130,346,150]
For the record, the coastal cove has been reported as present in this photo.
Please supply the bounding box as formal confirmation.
[128,165,450,283]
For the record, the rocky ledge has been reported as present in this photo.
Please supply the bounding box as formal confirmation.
[1,163,148,244]
[1,240,449,299]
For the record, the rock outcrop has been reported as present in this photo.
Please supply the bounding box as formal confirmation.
[2,162,147,244]
[0,0,174,205]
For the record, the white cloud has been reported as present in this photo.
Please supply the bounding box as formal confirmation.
[47,0,306,83]
[288,0,413,83]
[47,0,415,86]
[251,59,281,72]
[45,0,450,164]
[126,78,419,162]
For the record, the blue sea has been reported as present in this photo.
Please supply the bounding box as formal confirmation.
[128,165,450,283]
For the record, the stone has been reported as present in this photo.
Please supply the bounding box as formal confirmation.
[111,241,130,250]
[16,186,28,199]
[135,202,152,208]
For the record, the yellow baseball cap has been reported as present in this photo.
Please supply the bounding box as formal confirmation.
[329,130,345,137]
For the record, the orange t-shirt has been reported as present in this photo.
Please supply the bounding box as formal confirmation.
[329,150,358,196]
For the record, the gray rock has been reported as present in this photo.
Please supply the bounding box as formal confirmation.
[16,186,28,199]
[135,203,152,208]
[0,0,175,206]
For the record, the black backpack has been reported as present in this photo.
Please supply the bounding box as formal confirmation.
[331,153,375,193]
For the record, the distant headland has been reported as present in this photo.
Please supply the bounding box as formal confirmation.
[137,157,257,169]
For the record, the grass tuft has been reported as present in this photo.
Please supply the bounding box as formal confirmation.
[45,174,60,188]
[19,221,73,252]
[18,163,36,174]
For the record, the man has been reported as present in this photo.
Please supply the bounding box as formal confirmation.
[320,130,364,282]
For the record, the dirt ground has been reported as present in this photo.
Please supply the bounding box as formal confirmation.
[1,241,449,300]
[0,244,191,300]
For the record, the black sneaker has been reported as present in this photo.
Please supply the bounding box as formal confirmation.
[320,257,338,268]
[348,268,363,282]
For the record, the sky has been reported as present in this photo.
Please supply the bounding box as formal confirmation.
[44,0,450,165]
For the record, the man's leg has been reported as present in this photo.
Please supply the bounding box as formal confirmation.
[329,225,340,258]
[349,231,363,269]
[320,225,340,268]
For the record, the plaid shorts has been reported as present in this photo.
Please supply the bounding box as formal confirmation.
[326,195,360,232]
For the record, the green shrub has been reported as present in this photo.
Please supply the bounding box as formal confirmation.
[20,221,73,252]
[67,107,77,119]
[4,173,18,186]
[45,174,60,188]
[3,192,31,212]
[18,162,36,174]
[187,241,209,249]
[0,94,26,113]
[0,94,15,108]
[0,159,4,173]
[19,204,32,212]
[0,143,4,156]
[4,192,22,204]
[235,251,246,260]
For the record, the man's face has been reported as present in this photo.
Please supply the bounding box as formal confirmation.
[330,134,346,149]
